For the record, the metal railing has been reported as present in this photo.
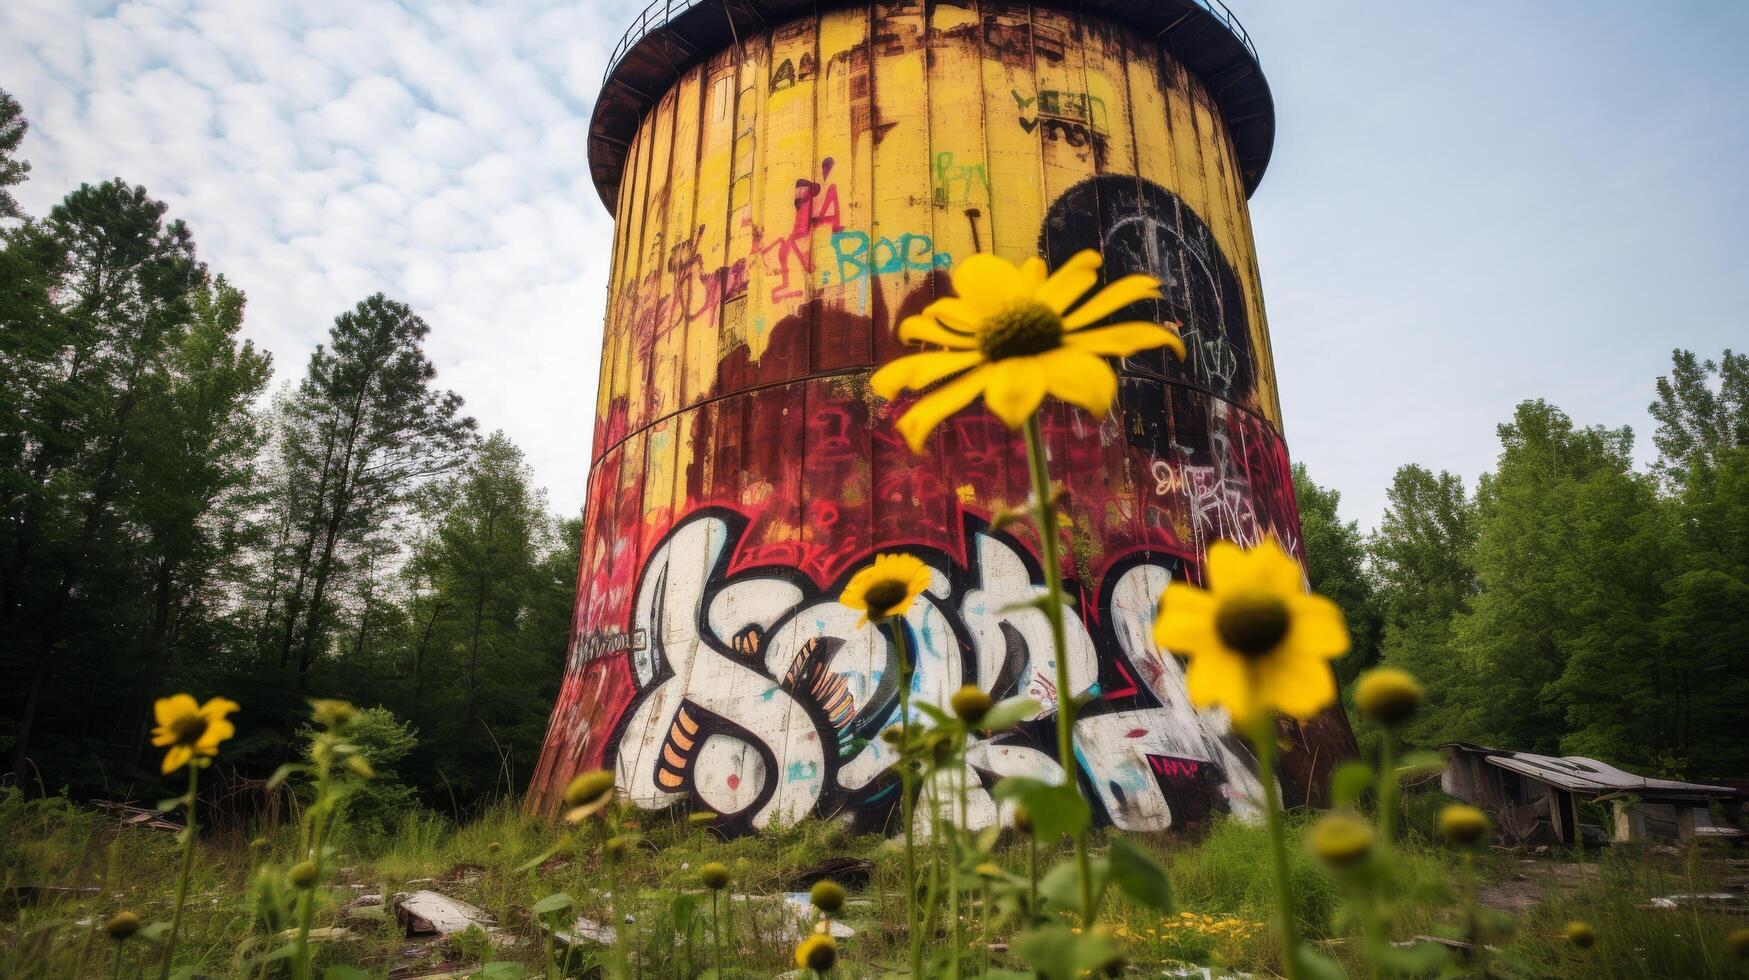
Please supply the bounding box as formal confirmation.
[600,0,1258,88]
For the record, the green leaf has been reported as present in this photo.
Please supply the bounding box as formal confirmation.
[1107,837,1171,911]
[471,963,526,980]
[1015,923,1118,979]
[973,823,1002,855]
[137,921,172,944]
[265,763,297,791]
[531,891,575,917]
[513,840,565,874]
[1367,938,1453,973]
[914,701,952,725]
[670,892,698,932]
[1330,760,1375,807]
[1291,944,1350,980]
[978,696,1041,733]
[1394,750,1446,780]
[155,797,185,813]
[1023,783,1090,840]
[322,967,371,980]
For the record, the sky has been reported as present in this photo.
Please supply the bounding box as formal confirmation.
[2,0,1745,528]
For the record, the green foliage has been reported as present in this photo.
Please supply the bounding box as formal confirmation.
[1292,462,1381,685]
[0,88,28,219]
[298,706,419,841]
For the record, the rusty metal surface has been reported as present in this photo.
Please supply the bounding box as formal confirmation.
[533,2,1353,833]
[586,0,1273,210]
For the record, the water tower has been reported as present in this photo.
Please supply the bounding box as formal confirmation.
[532,0,1352,832]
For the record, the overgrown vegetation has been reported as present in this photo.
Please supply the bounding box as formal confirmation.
[3,786,1745,978]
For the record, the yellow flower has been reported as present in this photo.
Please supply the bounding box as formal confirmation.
[150,694,239,774]
[1354,668,1424,727]
[838,552,931,625]
[562,769,616,823]
[1437,803,1491,847]
[794,932,836,972]
[871,250,1184,453]
[1563,921,1596,949]
[1151,538,1348,726]
[1307,811,1375,867]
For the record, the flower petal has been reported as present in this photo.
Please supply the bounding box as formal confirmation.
[1020,256,1047,289]
[1287,593,1351,659]
[951,254,1027,315]
[982,357,1047,429]
[1202,540,1249,592]
[151,727,176,747]
[920,298,986,335]
[1154,582,1217,654]
[198,718,236,752]
[154,694,198,727]
[1064,322,1185,360]
[1255,648,1337,721]
[897,313,978,350]
[1062,275,1164,330]
[1034,250,1102,313]
[199,697,240,721]
[162,745,192,775]
[1184,648,1253,724]
[870,350,984,399]
[1038,348,1117,418]
[895,365,992,454]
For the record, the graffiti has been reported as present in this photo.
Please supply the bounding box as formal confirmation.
[1014,87,1109,152]
[1042,176,1256,400]
[534,6,1357,826]
[932,151,990,206]
[608,510,1263,833]
[768,52,816,93]
[762,158,843,303]
[826,230,952,286]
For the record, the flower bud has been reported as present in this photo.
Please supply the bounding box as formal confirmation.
[1011,804,1032,834]
[1729,926,1749,958]
[344,755,375,780]
[700,861,730,891]
[1355,669,1424,728]
[1564,921,1596,949]
[1307,811,1374,868]
[950,685,992,725]
[563,769,615,808]
[288,860,319,889]
[309,699,356,730]
[1438,803,1491,848]
[104,911,140,941]
[809,880,846,914]
[487,841,501,853]
[794,933,836,972]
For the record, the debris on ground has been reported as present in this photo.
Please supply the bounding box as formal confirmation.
[783,856,876,890]
[91,800,184,833]
[392,890,495,936]
[1644,892,1744,910]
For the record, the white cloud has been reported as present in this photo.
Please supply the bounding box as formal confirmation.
[0,0,645,517]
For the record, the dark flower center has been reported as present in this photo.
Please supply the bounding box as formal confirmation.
[171,715,209,746]
[980,302,1063,361]
[1215,592,1290,659]
[863,579,909,617]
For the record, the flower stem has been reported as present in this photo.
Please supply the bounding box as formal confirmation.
[712,890,723,980]
[949,727,965,979]
[1250,714,1301,980]
[1022,414,1094,926]
[1377,729,1399,850]
[893,625,922,979]
[160,764,199,980]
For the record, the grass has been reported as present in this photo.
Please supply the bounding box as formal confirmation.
[2,787,1746,978]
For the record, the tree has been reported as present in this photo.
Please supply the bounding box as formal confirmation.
[1458,401,1675,763]
[2,180,211,780]
[0,89,28,220]
[1648,348,1748,490]
[400,434,564,803]
[1367,464,1478,747]
[266,294,475,683]
[1291,462,1379,686]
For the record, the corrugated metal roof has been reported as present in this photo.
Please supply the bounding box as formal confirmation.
[1443,743,1736,799]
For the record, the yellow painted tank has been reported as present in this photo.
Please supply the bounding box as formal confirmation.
[533,0,1352,834]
